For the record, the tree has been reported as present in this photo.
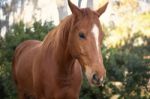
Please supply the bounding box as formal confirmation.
[78,0,82,7]
[87,0,93,9]
[56,0,68,21]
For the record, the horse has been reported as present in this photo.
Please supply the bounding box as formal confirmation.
[12,0,108,99]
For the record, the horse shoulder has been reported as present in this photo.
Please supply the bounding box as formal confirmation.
[12,40,42,96]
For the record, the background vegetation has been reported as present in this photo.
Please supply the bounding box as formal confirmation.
[0,0,150,99]
[0,20,149,99]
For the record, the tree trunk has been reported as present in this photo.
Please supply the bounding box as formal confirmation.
[78,0,82,7]
[87,0,93,9]
[56,0,68,21]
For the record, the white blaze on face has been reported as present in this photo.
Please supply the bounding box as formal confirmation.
[91,24,100,51]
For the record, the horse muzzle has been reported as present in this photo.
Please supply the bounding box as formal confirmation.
[91,73,105,86]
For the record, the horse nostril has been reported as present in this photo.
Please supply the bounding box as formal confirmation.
[92,73,100,82]
[92,73,105,86]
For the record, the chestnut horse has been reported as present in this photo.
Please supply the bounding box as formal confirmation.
[12,0,108,99]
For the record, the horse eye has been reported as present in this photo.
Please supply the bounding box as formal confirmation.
[79,32,86,39]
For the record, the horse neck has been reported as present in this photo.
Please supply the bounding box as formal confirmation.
[43,15,76,75]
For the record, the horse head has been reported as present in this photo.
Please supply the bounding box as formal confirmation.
[67,0,108,86]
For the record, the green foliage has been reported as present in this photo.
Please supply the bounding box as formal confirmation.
[0,21,55,99]
[0,21,149,99]
[80,34,150,99]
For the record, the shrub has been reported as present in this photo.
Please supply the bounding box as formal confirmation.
[80,34,150,99]
[0,21,55,99]
[0,21,149,99]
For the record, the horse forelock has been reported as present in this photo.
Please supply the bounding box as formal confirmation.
[82,8,92,16]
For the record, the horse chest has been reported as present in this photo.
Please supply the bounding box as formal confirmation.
[41,65,82,99]
[40,78,81,99]
[53,89,79,99]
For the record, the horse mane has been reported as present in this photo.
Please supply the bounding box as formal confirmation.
[42,15,74,50]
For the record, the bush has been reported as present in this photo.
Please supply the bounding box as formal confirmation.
[0,21,55,99]
[80,34,150,99]
[0,21,149,99]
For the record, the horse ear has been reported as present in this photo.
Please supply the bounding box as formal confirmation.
[96,2,108,17]
[68,0,81,16]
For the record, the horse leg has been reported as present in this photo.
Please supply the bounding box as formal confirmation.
[17,88,30,99]
[18,92,35,99]
[17,91,26,99]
